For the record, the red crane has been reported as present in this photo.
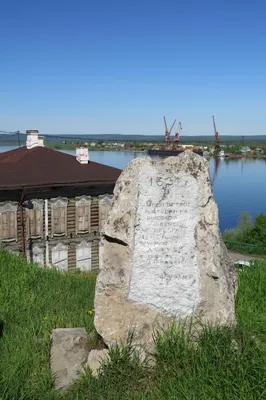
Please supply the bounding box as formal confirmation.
[164,116,176,143]
[174,121,182,143]
[212,115,221,148]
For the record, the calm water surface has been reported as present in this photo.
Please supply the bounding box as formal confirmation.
[1,146,266,232]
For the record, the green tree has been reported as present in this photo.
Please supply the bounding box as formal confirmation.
[237,212,252,232]
[246,213,266,244]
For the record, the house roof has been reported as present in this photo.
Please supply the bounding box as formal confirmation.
[0,146,122,190]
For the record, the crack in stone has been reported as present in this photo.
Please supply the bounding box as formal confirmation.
[206,271,219,280]
[202,196,212,208]
[103,234,128,247]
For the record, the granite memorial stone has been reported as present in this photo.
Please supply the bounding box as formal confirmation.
[94,152,237,348]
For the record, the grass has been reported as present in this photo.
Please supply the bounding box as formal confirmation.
[0,249,97,399]
[1,251,266,399]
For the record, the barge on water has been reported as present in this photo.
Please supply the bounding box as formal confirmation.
[147,146,203,156]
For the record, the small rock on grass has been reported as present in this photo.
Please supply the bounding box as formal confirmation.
[85,349,109,377]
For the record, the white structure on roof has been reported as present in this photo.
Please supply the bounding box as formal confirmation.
[76,147,89,164]
[26,130,44,149]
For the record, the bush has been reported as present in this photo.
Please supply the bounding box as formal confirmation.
[223,212,266,254]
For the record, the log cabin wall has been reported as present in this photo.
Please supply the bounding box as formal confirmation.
[0,191,112,272]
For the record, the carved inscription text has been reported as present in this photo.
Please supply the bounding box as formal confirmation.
[128,164,200,317]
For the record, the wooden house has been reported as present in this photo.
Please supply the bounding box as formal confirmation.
[0,130,121,271]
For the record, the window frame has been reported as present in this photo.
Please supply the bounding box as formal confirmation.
[76,241,92,271]
[26,199,44,239]
[50,197,68,237]
[0,202,18,242]
[98,194,113,231]
[51,242,68,271]
[75,196,91,235]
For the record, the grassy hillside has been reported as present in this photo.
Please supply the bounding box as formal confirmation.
[0,250,266,399]
[0,249,97,399]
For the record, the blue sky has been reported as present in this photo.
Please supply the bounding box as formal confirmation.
[1,0,266,136]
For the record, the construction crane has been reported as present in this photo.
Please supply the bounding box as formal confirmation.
[212,115,221,148]
[174,121,182,142]
[164,116,176,143]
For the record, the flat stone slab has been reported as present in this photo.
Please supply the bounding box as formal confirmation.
[94,152,238,349]
[50,328,89,390]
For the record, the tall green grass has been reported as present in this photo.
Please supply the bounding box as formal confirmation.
[0,251,266,399]
[65,261,266,400]
[0,249,96,399]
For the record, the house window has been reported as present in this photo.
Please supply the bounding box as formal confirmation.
[26,245,44,265]
[0,202,17,242]
[26,199,43,238]
[76,196,91,234]
[51,243,68,271]
[98,195,113,231]
[76,241,92,271]
[51,198,67,237]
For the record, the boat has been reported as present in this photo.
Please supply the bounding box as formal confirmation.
[147,145,203,156]
[227,153,245,159]
[147,117,203,157]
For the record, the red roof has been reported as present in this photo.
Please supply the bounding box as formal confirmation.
[0,146,122,190]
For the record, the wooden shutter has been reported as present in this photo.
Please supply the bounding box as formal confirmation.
[76,198,90,233]
[84,205,90,232]
[35,209,43,236]
[77,205,85,232]
[26,205,43,238]
[0,203,17,241]
[53,208,61,234]
[99,195,113,231]
[9,212,16,239]
[2,213,9,239]
[26,212,30,237]
[51,198,67,236]
[27,209,35,237]
[0,213,3,240]
[60,207,66,234]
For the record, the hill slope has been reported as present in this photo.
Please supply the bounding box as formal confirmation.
[0,250,266,399]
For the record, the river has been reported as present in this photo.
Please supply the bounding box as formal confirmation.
[1,145,266,232]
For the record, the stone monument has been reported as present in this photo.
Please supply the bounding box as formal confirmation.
[94,151,237,349]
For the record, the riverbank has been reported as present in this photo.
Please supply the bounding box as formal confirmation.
[50,145,146,152]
